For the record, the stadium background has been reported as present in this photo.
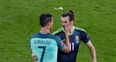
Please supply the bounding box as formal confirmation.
[0,0,116,62]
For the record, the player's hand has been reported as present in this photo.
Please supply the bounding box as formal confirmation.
[32,54,38,62]
[63,26,69,35]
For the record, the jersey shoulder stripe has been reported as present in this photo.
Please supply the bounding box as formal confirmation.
[74,26,86,32]
[52,27,64,35]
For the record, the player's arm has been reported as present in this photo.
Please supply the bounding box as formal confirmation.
[59,40,70,53]
[80,30,97,62]
[56,27,70,53]
[63,29,70,53]
[86,40,97,62]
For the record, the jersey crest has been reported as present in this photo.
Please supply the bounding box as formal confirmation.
[75,35,79,43]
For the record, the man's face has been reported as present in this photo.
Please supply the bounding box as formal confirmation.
[61,16,71,29]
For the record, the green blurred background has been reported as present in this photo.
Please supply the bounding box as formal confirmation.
[0,0,116,62]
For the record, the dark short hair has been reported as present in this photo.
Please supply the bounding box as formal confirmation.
[62,10,74,21]
[39,13,52,27]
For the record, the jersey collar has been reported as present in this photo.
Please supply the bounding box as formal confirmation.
[39,31,50,35]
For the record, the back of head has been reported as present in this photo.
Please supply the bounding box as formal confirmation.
[62,10,74,21]
[39,13,52,27]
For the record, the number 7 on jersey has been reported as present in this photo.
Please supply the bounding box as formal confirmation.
[38,46,46,62]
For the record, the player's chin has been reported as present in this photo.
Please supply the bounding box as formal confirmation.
[63,26,68,29]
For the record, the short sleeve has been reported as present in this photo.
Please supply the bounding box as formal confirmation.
[80,31,90,43]
[55,36,66,51]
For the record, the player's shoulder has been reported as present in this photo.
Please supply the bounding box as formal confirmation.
[30,33,39,38]
[74,26,86,33]
[50,34,60,40]
[52,27,64,35]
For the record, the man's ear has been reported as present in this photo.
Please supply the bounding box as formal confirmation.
[70,21,73,25]
[47,21,50,26]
